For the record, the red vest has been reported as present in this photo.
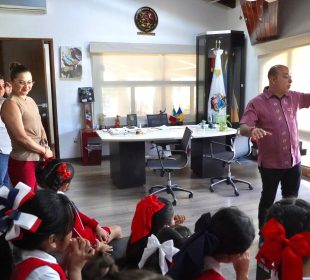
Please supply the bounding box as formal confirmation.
[11,257,67,280]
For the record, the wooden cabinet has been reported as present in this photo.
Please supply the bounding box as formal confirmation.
[196,30,245,127]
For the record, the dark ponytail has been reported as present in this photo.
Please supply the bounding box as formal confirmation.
[36,159,75,191]
[9,62,30,80]
[266,198,310,238]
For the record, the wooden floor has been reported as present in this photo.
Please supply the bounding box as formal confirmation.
[68,158,310,279]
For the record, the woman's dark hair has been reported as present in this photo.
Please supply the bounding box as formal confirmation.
[261,198,310,280]
[126,197,174,268]
[209,207,255,255]
[109,269,172,280]
[167,207,255,279]
[36,159,75,191]
[9,62,30,80]
[0,189,75,279]
[266,198,310,238]
[151,197,174,235]
[12,189,75,250]
[157,225,191,249]
[82,251,119,280]
[142,225,192,274]
[0,74,3,80]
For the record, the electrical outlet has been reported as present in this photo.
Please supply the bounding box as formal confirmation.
[73,137,78,143]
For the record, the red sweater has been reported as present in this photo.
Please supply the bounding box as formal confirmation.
[72,210,99,246]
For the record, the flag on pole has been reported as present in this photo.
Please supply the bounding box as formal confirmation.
[177,106,185,122]
[207,48,227,122]
[172,107,177,116]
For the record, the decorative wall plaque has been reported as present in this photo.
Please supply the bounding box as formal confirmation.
[135,6,158,35]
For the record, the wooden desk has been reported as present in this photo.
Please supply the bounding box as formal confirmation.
[96,125,236,188]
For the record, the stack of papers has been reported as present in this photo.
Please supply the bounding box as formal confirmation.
[108,128,127,135]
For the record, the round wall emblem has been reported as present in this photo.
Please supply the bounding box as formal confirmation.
[135,6,158,33]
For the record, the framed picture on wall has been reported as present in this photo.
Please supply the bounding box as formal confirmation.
[60,46,82,79]
[78,87,94,103]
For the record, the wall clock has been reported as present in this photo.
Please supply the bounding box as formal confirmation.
[135,6,158,34]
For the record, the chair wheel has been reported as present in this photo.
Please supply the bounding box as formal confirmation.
[189,193,193,199]
[172,200,177,206]
[166,189,171,194]
[249,185,253,190]
[148,189,152,194]
[234,191,239,196]
[210,178,214,183]
[209,186,214,193]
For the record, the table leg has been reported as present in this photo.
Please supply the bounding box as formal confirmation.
[110,141,146,188]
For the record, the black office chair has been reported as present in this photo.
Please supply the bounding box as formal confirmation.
[147,113,168,127]
[209,132,253,196]
[147,127,193,206]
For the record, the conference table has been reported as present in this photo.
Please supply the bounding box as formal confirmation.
[96,125,236,188]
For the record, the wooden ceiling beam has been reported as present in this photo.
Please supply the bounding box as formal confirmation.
[241,0,278,44]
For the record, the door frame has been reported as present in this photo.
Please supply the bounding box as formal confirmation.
[0,37,59,158]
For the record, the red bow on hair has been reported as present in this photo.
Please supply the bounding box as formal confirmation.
[56,163,71,180]
[256,218,310,280]
[130,195,165,244]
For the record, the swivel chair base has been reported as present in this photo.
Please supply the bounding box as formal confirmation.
[209,175,253,196]
[149,172,193,206]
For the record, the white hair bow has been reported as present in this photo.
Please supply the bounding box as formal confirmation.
[0,182,41,240]
[138,234,179,275]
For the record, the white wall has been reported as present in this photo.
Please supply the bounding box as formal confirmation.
[0,0,232,158]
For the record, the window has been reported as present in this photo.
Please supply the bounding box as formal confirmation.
[91,50,196,125]
[259,45,310,167]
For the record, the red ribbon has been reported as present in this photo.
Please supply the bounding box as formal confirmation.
[130,195,165,244]
[256,218,310,280]
[56,163,71,180]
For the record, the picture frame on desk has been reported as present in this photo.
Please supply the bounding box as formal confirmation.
[127,114,137,127]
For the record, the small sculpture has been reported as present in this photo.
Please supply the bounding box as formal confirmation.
[99,113,106,129]
[115,115,121,128]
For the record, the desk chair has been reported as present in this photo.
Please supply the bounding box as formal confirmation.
[147,113,168,127]
[147,127,193,206]
[209,133,253,196]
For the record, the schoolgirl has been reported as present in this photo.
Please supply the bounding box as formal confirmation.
[35,159,122,253]
[0,183,94,280]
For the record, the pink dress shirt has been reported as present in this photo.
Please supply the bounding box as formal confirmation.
[240,87,310,169]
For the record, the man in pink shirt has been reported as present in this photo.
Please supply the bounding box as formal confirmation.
[240,64,310,236]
